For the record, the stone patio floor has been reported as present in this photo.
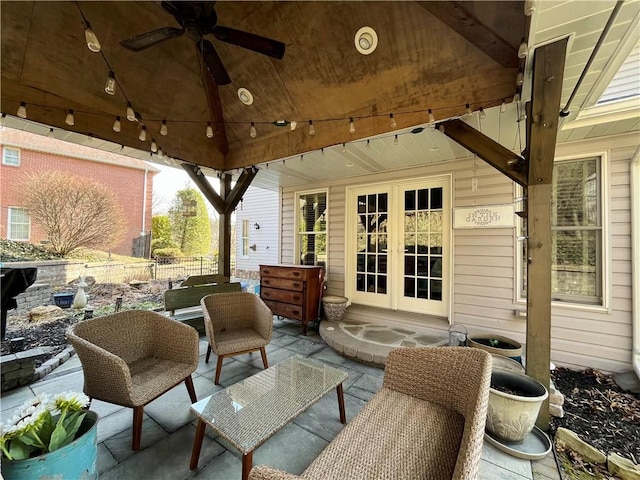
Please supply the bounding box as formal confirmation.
[0,317,561,479]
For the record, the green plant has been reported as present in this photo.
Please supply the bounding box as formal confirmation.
[490,338,500,347]
[1,392,90,460]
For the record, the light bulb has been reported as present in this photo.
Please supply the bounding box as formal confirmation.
[349,118,355,134]
[104,71,116,95]
[84,22,101,53]
[366,139,370,149]
[321,148,325,156]
[389,113,397,128]
[479,107,486,119]
[516,70,524,86]
[342,143,347,153]
[524,0,536,15]
[158,148,163,158]
[0,113,6,126]
[250,122,257,138]
[518,40,528,59]
[138,126,147,142]
[308,120,315,136]
[500,101,507,113]
[428,109,435,125]
[513,92,521,103]
[464,103,472,117]
[394,134,398,145]
[65,110,75,126]
[160,120,168,136]
[206,123,214,138]
[17,102,27,118]
[46,128,54,138]
[290,121,297,131]
[112,116,121,132]
[151,139,157,153]
[126,102,135,121]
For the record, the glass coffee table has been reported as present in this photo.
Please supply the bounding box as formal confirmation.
[189,355,348,480]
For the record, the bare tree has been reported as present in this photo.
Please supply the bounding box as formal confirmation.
[20,172,126,256]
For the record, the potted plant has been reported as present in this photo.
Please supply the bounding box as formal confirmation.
[467,333,523,359]
[1,391,98,480]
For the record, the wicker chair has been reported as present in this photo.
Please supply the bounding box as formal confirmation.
[201,292,273,385]
[67,310,199,450]
[249,346,492,480]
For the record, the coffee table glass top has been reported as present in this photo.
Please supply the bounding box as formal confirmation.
[191,355,348,453]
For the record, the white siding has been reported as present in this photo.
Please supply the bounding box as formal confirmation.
[279,133,637,372]
[235,186,279,275]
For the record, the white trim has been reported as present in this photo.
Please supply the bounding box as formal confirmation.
[7,206,30,241]
[2,146,21,166]
[293,188,329,267]
[562,97,640,130]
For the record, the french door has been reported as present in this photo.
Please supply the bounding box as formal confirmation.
[347,176,450,316]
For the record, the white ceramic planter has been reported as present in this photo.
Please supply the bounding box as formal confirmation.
[486,369,548,443]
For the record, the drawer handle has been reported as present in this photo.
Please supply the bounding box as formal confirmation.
[263,279,271,285]
[292,310,300,315]
[263,291,271,297]
[293,271,301,277]
[263,269,271,275]
[293,295,301,301]
[293,283,301,288]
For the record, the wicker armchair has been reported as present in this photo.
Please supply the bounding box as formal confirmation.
[201,292,273,385]
[249,346,492,480]
[67,310,199,450]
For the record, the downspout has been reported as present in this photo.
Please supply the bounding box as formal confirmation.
[141,169,148,234]
[631,145,640,380]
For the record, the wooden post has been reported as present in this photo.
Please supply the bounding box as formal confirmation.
[219,174,232,278]
[525,38,568,430]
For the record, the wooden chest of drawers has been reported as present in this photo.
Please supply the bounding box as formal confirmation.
[260,265,324,335]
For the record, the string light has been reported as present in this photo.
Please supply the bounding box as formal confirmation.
[112,116,121,132]
[65,110,75,126]
[46,128,54,138]
[349,118,355,134]
[342,143,347,152]
[126,102,136,121]
[518,39,528,59]
[150,139,158,153]
[17,102,27,119]
[500,101,507,113]
[366,139,370,149]
[158,147,163,158]
[84,21,101,53]
[250,122,257,138]
[479,107,486,119]
[0,113,6,126]
[524,0,536,15]
[138,126,147,141]
[104,71,116,95]
[160,120,168,136]
[290,121,297,131]
[428,109,435,125]
[516,70,524,86]
[320,148,324,156]
[389,113,397,128]
[394,134,399,145]
[206,122,214,138]
[308,120,315,136]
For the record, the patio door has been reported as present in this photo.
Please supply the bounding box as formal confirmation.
[347,176,450,316]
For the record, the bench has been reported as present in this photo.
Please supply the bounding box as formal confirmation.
[163,282,242,335]
[248,347,492,480]
[180,274,230,287]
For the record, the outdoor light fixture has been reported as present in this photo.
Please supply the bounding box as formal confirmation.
[104,71,116,95]
[65,110,75,126]
[112,116,121,132]
[17,102,27,119]
[250,122,257,138]
[254,223,260,230]
[84,21,101,52]
[237,87,254,105]
[354,26,378,55]
[206,123,214,138]
[160,120,168,136]
[308,120,315,136]
[126,102,136,121]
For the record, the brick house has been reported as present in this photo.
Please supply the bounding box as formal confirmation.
[0,128,158,256]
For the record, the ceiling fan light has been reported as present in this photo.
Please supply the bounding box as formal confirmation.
[65,110,75,126]
[112,116,121,132]
[126,102,136,121]
[308,120,315,136]
[206,123,214,138]
[250,122,257,138]
[104,71,116,95]
[84,23,101,53]
[138,126,147,142]
[17,102,27,119]
[389,113,397,129]
[160,120,168,136]
[349,118,355,134]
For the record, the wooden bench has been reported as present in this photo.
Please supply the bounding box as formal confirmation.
[180,274,230,287]
[163,282,242,335]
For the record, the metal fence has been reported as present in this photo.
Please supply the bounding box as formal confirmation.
[152,256,236,280]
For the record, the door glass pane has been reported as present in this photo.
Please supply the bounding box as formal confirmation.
[418,189,429,210]
[377,276,387,294]
[405,190,415,210]
[357,274,365,292]
[417,278,428,299]
[378,193,388,212]
[430,280,443,300]
[404,256,415,276]
[431,188,443,209]
[404,277,415,297]
[355,189,388,295]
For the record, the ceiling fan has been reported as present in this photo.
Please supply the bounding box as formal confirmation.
[120,1,285,86]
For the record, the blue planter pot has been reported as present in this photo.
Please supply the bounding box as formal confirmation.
[2,411,99,480]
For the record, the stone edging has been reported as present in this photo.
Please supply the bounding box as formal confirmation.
[34,345,76,380]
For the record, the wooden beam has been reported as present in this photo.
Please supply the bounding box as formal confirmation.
[223,168,258,214]
[418,2,519,68]
[438,119,527,187]
[219,175,232,278]
[525,38,568,431]
[181,164,226,214]
[201,57,230,156]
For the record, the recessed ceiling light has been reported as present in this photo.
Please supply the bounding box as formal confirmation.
[355,26,378,55]
[237,88,254,105]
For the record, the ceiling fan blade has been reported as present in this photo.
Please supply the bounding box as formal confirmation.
[120,27,184,52]
[212,26,285,59]
[198,39,231,86]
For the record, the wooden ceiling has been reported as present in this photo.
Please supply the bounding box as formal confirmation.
[1,1,527,172]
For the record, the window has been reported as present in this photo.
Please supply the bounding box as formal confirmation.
[296,190,327,267]
[2,147,20,166]
[241,219,249,256]
[8,208,30,241]
[520,156,603,304]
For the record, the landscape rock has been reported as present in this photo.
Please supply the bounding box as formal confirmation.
[28,305,67,323]
[608,453,640,480]
[555,427,607,464]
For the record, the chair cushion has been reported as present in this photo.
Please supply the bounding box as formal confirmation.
[302,388,465,480]
[128,357,195,406]
[213,328,268,356]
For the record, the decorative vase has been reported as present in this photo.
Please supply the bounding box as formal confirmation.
[2,411,99,480]
[467,333,523,359]
[73,276,88,309]
[486,369,548,443]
